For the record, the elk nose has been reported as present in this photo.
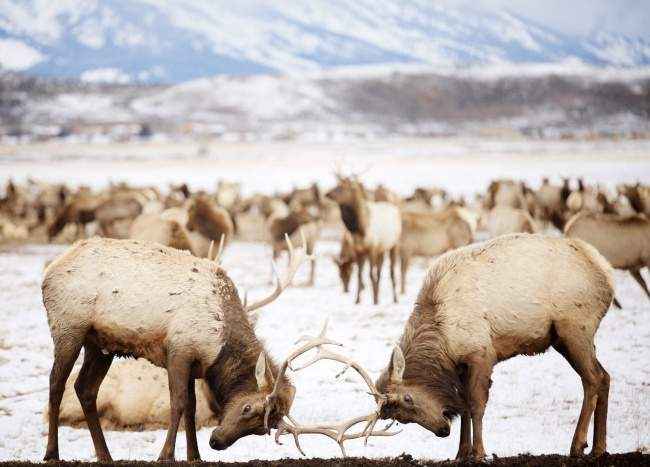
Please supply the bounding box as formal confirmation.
[436,425,451,437]
[209,436,219,449]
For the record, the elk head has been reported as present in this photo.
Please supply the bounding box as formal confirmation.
[208,352,296,450]
[375,346,460,438]
[208,231,313,450]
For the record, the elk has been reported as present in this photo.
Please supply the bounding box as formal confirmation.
[486,205,537,238]
[485,179,526,210]
[129,212,199,256]
[186,194,235,246]
[327,176,401,304]
[267,206,320,286]
[42,233,313,461]
[565,211,650,304]
[47,191,103,241]
[333,231,355,293]
[307,234,614,460]
[399,208,473,294]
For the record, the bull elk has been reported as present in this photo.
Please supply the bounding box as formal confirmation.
[327,176,401,305]
[42,234,313,461]
[320,234,615,460]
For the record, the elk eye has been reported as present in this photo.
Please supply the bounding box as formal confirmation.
[404,394,413,405]
[443,409,454,421]
[242,404,252,414]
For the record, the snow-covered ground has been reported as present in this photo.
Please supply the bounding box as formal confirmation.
[2,138,650,197]
[0,240,649,462]
[0,138,649,461]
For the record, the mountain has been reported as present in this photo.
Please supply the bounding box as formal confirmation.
[1,0,650,84]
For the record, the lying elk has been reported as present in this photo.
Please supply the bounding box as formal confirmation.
[42,233,311,461]
[327,176,401,304]
[565,211,650,304]
[307,234,614,460]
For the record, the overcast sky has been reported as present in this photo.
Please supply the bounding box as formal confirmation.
[460,0,650,39]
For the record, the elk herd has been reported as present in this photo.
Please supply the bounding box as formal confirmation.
[1,173,649,461]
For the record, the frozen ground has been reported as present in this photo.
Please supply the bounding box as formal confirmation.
[0,138,649,461]
[0,239,649,462]
[2,138,650,197]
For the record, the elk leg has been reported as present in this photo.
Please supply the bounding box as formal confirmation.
[456,368,472,460]
[158,357,191,461]
[630,268,650,300]
[74,342,114,462]
[306,243,316,287]
[553,330,603,457]
[44,337,84,461]
[466,356,494,460]
[592,360,610,456]
[400,254,410,295]
[372,252,385,305]
[184,377,200,461]
[269,249,279,284]
[355,255,365,305]
[389,246,398,303]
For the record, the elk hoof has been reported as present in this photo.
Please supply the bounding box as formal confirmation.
[43,452,59,462]
[455,446,472,461]
[570,442,588,457]
[590,448,607,458]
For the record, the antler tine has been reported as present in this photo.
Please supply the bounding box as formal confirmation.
[215,233,225,264]
[263,319,341,432]
[207,240,215,262]
[207,233,226,264]
[275,414,401,457]
[245,230,308,313]
[290,346,382,400]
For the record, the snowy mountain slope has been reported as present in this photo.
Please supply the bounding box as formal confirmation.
[1,0,650,83]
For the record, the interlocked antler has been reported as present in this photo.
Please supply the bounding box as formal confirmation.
[275,414,399,457]
[263,318,342,432]
[245,229,312,314]
[273,321,400,456]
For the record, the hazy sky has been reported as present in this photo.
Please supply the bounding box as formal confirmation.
[462,0,650,39]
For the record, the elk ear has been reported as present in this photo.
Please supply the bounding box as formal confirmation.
[255,352,270,390]
[390,346,405,383]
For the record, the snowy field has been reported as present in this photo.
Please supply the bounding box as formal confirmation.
[2,137,650,197]
[0,138,649,462]
[0,241,649,462]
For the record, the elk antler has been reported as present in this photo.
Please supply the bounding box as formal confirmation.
[207,233,225,265]
[245,229,312,314]
[271,322,400,455]
[288,342,392,446]
[263,318,342,432]
[275,414,400,457]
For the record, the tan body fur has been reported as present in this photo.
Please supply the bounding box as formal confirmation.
[487,206,537,238]
[565,212,650,301]
[399,208,472,294]
[327,177,401,305]
[375,234,614,461]
[42,238,293,462]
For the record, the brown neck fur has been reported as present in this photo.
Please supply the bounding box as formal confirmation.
[188,196,231,241]
[377,292,465,415]
[205,272,291,416]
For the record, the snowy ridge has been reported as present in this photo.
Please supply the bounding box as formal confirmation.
[1,0,650,83]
